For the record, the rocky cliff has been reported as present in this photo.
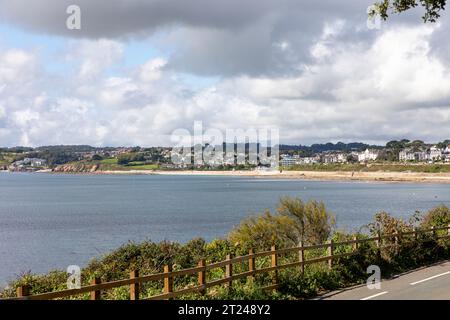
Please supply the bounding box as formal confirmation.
[52,163,99,173]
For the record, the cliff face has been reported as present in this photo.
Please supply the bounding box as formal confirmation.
[52,163,99,173]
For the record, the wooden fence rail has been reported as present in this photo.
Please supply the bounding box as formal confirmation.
[9,225,450,300]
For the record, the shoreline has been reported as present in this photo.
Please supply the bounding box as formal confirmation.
[155,170,450,183]
[19,169,450,184]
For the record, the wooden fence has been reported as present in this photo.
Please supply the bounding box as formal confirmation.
[9,225,450,300]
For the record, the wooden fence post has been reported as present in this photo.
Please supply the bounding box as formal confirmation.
[413,227,417,240]
[90,277,101,300]
[198,259,206,295]
[298,242,305,274]
[225,254,233,288]
[353,236,358,251]
[248,249,255,282]
[164,265,173,299]
[271,245,278,285]
[17,285,30,299]
[394,231,399,246]
[327,240,334,270]
[130,270,139,300]
[448,224,450,236]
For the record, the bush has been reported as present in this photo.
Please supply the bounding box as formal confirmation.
[277,197,335,245]
[228,197,335,251]
[278,267,341,298]
[228,210,298,251]
[420,205,450,229]
[3,203,450,300]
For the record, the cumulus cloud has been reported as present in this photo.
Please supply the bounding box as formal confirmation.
[0,0,422,76]
[0,1,450,146]
[65,39,124,81]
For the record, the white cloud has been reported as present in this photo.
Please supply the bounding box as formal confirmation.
[0,104,5,119]
[66,39,124,81]
[140,58,167,82]
[0,49,37,87]
[2,19,450,147]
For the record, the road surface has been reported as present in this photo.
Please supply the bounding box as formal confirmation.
[317,260,450,300]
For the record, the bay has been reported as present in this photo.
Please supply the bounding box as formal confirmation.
[1,172,449,286]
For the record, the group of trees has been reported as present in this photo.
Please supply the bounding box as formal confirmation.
[380,139,450,161]
[117,153,146,165]
[116,148,170,165]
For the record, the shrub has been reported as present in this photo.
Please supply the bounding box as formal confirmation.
[3,203,450,300]
[228,210,298,251]
[277,197,335,245]
[366,211,413,235]
[278,267,341,298]
[420,205,450,229]
[229,197,335,251]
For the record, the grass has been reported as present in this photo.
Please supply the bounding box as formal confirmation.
[0,153,19,167]
[75,158,160,171]
[100,158,118,165]
[123,164,159,170]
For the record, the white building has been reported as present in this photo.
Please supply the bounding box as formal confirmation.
[298,156,320,165]
[399,149,414,161]
[280,156,296,167]
[15,158,47,167]
[280,154,320,166]
[321,153,347,164]
[358,149,378,162]
[415,151,429,162]
[399,149,429,162]
[444,146,450,162]
[429,146,444,161]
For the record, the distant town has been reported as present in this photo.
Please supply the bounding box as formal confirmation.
[1,139,450,173]
[280,140,450,167]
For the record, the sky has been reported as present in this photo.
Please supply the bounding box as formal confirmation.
[1,0,450,147]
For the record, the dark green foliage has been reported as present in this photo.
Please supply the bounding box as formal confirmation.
[91,154,103,161]
[372,0,446,22]
[2,204,450,300]
[278,267,341,298]
[420,205,450,229]
[117,152,147,165]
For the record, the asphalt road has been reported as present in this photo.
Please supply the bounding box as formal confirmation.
[317,260,450,300]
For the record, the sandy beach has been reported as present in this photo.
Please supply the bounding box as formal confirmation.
[93,169,450,183]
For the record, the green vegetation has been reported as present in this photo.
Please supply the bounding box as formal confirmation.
[1,197,450,300]
[62,158,161,171]
[100,158,118,165]
[229,198,335,251]
[371,0,446,23]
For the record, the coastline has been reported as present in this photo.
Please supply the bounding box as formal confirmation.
[154,170,450,183]
[34,169,450,184]
[5,168,450,183]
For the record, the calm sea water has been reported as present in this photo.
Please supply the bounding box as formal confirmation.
[1,172,450,286]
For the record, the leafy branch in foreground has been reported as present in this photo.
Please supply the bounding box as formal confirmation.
[370,0,446,22]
